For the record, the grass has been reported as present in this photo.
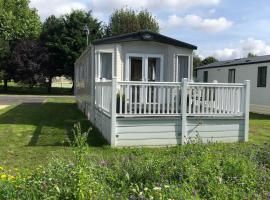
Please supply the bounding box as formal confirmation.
[0,81,72,95]
[0,98,107,169]
[0,98,269,199]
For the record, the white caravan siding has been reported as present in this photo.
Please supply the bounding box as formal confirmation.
[115,117,245,146]
[197,62,270,114]
[121,41,193,81]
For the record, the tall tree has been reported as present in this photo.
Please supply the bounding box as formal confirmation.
[106,8,159,36]
[40,11,103,91]
[201,56,218,66]
[0,0,41,91]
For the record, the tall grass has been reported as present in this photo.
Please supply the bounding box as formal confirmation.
[0,124,269,199]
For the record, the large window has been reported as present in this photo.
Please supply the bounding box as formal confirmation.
[100,53,112,79]
[257,66,267,87]
[203,71,208,82]
[228,69,235,83]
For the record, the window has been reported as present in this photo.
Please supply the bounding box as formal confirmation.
[257,66,267,87]
[203,71,208,82]
[177,55,189,81]
[228,69,235,83]
[99,53,112,79]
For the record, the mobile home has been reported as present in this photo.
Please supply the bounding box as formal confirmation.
[75,31,250,147]
[197,55,269,115]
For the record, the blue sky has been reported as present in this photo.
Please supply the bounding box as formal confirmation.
[30,0,270,60]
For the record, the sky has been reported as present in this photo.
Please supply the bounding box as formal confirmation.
[29,0,270,60]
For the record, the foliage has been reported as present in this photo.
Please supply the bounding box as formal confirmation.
[193,54,202,77]
[247,52,256,57]
[201,56,218,66]
[106,8,159,36]
[41,10,103,85]
[0,141,269,199]
[8,40,48,87]
[0,0,41,90]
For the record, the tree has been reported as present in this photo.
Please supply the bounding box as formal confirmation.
[201,56,218,66]
[9,40,48,87]
[0,0,41,91]
[193,54,202,77]
[247,52,256,58]
[106,8,159,36]
[40,11,103,91]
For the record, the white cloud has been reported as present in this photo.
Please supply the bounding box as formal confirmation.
[30,0,87,20]
[163,14,233,33]
[212,38,270,60]
[91,0,220,12]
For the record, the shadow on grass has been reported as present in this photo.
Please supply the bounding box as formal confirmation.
[250,112,270,120]
[0,102,107,147]
[0,85,72,95]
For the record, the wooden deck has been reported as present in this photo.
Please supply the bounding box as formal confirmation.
[77,78,250,146]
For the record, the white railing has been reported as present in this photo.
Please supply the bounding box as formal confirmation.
[187,82,246,116]
[94,79,250,118]
[117,81,182,116]
[95,80,112,115]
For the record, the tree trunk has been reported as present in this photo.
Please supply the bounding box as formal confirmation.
[3,79,8,92]
[47,77,52,93]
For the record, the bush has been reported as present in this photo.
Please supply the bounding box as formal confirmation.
[0,128,269,199]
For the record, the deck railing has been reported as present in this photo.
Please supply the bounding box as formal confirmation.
[117,81,182,116]
[95,80,112,115]
[187,82,246,116]
[94,78,250,118]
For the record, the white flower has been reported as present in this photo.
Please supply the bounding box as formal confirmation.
[164,185,170,188]
[144,187,148,191]
[153,186,162,190]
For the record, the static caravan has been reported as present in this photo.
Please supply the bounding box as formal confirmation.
[75,31,250,147]
[197,55,270,115]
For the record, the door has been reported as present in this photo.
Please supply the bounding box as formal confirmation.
[130,57,143,81]
[177,55,189,82]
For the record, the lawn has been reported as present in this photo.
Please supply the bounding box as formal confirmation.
[0,98,269,199]
[0,97,107,169]
[0,98,269,170]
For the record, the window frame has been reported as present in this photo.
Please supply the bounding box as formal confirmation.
[228,68,236,83]
[175,54,191,82]
[96,50,114,80]
[203,71,208,82]
[257,66,267,87]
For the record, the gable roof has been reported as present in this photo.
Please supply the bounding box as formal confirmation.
[197,55,270,70]
[92,30,197,50]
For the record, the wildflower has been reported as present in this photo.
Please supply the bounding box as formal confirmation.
[144,187,148,191]
[149,196,154,200]
[164,185,170,188]
[139,192,143,196]
[153,186,162,190]
[132,188,136,193]
[1,174,7,179]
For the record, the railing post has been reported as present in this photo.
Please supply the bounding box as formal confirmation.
[110,77,117,147]
[181,78,188,145]
[244,80,250,142]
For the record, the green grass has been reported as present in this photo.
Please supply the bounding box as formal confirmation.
[0,99,269,199]
[0,98,269,170]
[0,81,72,95]
[0,98,107,169]
[249,112,270,144]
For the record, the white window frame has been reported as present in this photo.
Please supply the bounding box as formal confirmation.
[125,53,164,82]
[95,50,114,80]
[175,54,191,82]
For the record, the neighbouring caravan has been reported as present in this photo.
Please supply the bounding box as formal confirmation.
[75,31,250,147]
[197,55,270,115]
